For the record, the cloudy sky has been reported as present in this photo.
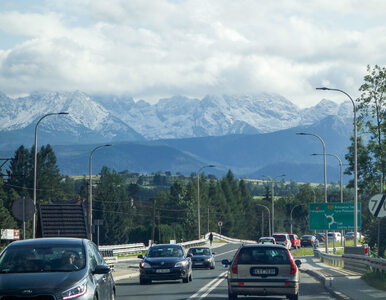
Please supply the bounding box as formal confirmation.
[0,0,385,107]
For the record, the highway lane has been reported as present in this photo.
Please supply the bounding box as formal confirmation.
[115,243,333,300]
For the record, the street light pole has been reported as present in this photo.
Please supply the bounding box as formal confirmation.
[262,174,285,235]
[197,164,215,239]
[290,204,304,234]
[316,87,358,247]
[312,153,343,203]
[256,204,271,236]
[297,132,328,253]
[33,112,69,239]
[89,144,112,241]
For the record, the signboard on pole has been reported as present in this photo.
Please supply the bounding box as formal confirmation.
[1,229,20,240]
[368,194,386,218]
[309,202,361,230]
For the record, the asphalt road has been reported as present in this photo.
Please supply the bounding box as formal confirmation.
[115,243,334,300]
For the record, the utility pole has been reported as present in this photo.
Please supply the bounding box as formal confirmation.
[158,210,161,243]
[207,206,210,233]
[261,211,264,237]
[152,199,156,242]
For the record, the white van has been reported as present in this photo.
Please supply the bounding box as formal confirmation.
[327,232,342,241]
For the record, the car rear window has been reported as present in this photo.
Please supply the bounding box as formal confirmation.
[302,235,313,239]
[237,247,290,265]
[272,235,286,241]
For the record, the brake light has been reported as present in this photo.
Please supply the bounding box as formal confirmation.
[231,252,240,274]
[285,240,288,244]
[288,251,297,274]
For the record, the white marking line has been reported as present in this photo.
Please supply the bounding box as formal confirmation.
[188,271,227,299]
[215,249,238,256]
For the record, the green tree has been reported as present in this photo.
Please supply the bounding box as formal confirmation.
[94,167,131,245]
[345,65,386,256]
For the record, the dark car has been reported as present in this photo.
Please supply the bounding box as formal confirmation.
[138,244,192,284]
[316,232,325,242]
[187,246,215,269]
[222,244,301,300]
[0,237,115,300]
[300,235,319,248]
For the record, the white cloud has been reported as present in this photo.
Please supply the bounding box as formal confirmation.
[0,0,385,107]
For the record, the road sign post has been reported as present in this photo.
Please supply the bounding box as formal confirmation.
[368,194,386,256]
[309,203,361,230]
[218,221,223,235]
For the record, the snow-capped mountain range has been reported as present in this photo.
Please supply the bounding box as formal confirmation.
[0,90,352,147]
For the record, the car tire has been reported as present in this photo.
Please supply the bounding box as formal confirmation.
[228,289,238,299]
[288,293,299,300]
[140,278,150,285]
[189,272,193,281]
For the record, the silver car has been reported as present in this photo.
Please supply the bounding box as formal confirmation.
[222,244,301,300]
[0,237,115,300]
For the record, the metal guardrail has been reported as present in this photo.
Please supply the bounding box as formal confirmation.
[314,249,344,267]
[98,232,255,270]
[343,254,386,274]
[314,249,386,274]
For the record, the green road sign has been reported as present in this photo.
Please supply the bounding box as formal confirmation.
[309,202,361,230]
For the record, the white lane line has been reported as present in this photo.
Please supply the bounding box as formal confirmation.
[187,271,227,299]
[215,248,238,256]
[199,273,227,299]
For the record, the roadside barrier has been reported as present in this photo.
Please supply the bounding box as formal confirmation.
[314,249,386,275]
[98,232,255,270]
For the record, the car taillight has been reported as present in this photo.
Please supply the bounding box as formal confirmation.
[309,240,313,242]
[231,252,240,274]
[288,251,297,274]
[285,240,288,244]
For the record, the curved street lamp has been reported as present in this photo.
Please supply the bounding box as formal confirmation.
[312,152,344,247]
[290,204,304,234]
[197,164,215,239]
[262,174,285,235]
[33,112,69,239]
[316,87,359,247]
[89,144,112,241]
[256,203,271,236]
[296,132,328,253]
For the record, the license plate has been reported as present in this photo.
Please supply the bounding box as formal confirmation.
[156,269,170,273]
[251,268,276,276]
[194,262,203,265]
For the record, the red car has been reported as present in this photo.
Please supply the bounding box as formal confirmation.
[288,234,301,249]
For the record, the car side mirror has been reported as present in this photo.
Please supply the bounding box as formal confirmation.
[212,252,215,255]
[137,254,144,259]
[222,259,230,266]
[295,260,302,267]
[187,253,192,257]
[93,264,110,275]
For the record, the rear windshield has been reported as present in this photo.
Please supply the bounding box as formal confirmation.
[272,235,286,241]
[237,247,290,265]
[301,236,313,239]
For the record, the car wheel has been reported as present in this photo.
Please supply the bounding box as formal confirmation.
[140,278,150,285]
[288,293,299,300]
[189,272,193,281]
[228,289,238,300]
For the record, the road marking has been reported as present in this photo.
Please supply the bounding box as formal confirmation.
[188,271,227,299]
[215,248,238,256]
